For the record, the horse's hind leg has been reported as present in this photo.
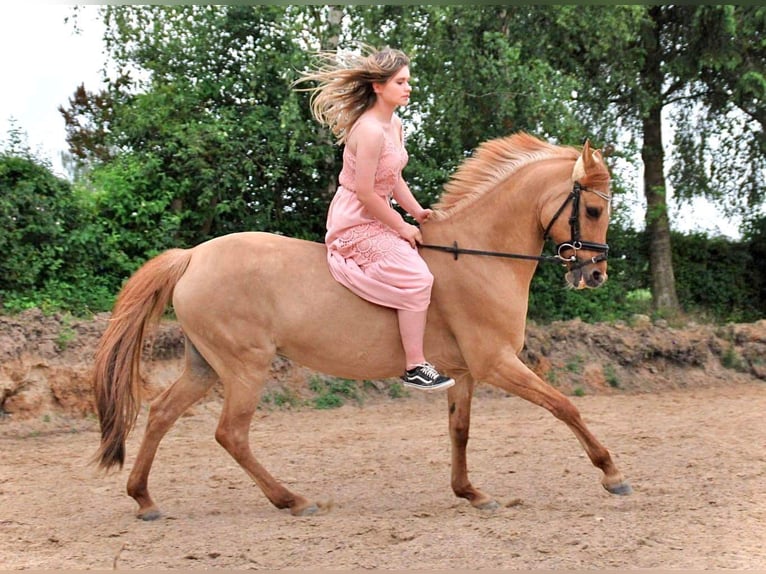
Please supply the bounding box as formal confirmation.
[215,351,317,517]
[448,374,499,510]
[127,341,218,520]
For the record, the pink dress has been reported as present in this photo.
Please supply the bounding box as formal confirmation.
[325,123,433,312]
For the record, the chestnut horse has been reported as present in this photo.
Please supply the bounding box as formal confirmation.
[93,132,631,520]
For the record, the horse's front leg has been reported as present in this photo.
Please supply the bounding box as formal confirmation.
[447,374,499,510]
[485,349,631,496]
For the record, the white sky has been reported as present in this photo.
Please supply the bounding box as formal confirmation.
[0,5,106,177]
[0,4,742,239]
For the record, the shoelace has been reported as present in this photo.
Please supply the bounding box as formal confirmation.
[418,362,441,379]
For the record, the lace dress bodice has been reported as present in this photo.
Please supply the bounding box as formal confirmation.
[337,128,409,198]
[325,123,409,250]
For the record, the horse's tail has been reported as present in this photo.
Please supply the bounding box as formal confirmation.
[93,248,193,470]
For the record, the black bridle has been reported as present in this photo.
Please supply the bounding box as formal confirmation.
[420,181,610,270]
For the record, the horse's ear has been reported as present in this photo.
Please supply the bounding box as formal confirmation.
[592,149,603,163]
[572,139,591,181]
[573,139,604,182]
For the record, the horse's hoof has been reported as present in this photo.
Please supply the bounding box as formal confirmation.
[292,503,319,517]
[476,500,500,511]
[137,507,162,521]
[604,481,632,496]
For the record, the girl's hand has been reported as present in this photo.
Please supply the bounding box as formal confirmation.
[414,208,433,224]
[397,222,423,248]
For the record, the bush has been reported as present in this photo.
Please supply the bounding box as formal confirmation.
[1,144,764,323]
[672,229,763,323]
[0,153,138,316]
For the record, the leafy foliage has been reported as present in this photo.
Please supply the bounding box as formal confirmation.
[672,232,754,322]
[666,6,766,218]
[2,6,764,324]
[0,152,122,314]
[521,5,765,315]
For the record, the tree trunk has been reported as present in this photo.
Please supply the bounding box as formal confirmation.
[320,6,344,203]
[643,108,680,315]
[642,7,680,316]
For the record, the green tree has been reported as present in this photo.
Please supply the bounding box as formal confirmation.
[63,5,342,251]
[668,6,766,216]
[59,82,117,166]
[528,5,765,317]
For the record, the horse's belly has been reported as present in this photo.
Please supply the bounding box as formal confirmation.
[174,231,407,381]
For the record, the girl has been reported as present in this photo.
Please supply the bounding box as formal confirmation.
[295,46,454,391]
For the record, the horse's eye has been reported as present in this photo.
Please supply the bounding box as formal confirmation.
[586,206,601,218]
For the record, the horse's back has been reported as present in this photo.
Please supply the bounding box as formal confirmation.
[186,231,333,299]
[175,231,351,322]
[172,232,405,379]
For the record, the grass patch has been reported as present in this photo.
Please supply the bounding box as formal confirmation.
[259,377,408,411]
[261,387,304,409]
[56,315,77,350]
[546,369,558,385]
[565,354,584,373]
[387,381,408,399]
[721,345,747,372]
[309,375,362,409]
[604,363,620,388]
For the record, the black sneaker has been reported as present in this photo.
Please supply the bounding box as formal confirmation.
[402,362,455,391]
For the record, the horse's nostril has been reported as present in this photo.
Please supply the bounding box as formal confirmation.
[591,269,603,284]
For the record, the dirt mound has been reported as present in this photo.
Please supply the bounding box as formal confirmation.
[1,309,764,419]
[523,315,766,393]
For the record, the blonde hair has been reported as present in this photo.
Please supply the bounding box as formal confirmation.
[293,46,410,144]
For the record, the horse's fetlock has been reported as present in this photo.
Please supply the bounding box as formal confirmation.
[452,482,475,500]
[126,480,144,500]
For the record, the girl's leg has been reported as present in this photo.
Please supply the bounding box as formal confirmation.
[397,308,428,369]
[397,308,454,391]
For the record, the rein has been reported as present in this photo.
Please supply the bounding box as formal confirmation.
[419,241,567,264]
[420,181,610,270]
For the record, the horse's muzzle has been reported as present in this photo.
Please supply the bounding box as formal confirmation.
[565,262,608,289]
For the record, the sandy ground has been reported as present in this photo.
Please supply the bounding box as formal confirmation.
[1,381,765,570]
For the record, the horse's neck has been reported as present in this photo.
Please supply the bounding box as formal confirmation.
[421,181,548,355]
[427,178,545,263]
[422,158,578,356]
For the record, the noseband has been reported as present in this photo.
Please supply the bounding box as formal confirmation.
[542,181,610,270]
[420,181,610,269]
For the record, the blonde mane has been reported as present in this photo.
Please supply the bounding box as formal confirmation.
[430,132,581,221]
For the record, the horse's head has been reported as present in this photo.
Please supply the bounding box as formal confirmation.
[542,140,612,290]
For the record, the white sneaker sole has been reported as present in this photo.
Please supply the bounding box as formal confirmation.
[402,378,456,392]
